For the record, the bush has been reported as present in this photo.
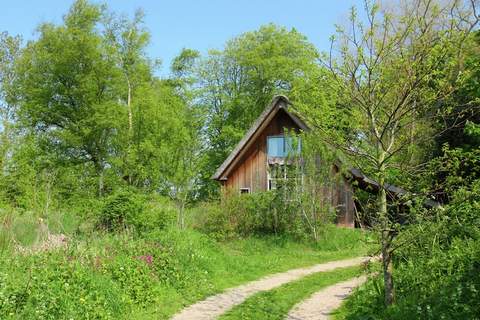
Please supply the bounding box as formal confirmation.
[99,189,145,231]
[187,202,235,240]
[190,191,333,240]
[130,195,177,232]
[98,190,176,232]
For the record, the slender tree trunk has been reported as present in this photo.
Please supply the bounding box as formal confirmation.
[182,199,186,229]
[378,152,395,306]
[98,170,104,197]
[44,171,52,216]
[127,78,133,137]
[382,232,395,305]
[94,161,104,197]
[0,115,10,171]
[126,77,133,185]
[178,198,186,229]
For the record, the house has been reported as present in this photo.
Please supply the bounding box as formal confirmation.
[212,95,358,227]
[212,95,440,228]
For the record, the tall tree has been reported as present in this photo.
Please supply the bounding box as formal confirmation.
[297,0,479,305]
[0,32,21,177]
[13,0,123,196]
[104,9,154,184]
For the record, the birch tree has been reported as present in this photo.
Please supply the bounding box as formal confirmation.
[0,32,21,174]
[104,9,153,184]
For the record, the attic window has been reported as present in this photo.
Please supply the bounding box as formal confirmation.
[240,188,250,194]
[267,135,301,158]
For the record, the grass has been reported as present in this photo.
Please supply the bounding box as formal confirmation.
[0,209,373,320]
[135,227,372,319]
[220,266,362,320]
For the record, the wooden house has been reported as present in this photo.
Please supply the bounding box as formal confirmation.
[211,95,357,227]
[212,95,439,228]
[212,96,440,227]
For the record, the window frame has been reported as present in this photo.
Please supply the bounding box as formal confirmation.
[240,187,250,194]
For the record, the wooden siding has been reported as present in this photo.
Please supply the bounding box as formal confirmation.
[223,109,299,192]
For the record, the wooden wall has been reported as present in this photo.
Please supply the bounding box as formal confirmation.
[223,109,299,192]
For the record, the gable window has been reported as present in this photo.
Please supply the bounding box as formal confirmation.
[267,135,301,158]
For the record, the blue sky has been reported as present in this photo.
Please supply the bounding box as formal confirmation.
[1,0,362,76]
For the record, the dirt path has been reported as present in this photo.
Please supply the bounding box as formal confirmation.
[286,275,367,320]
[170,256,370,320]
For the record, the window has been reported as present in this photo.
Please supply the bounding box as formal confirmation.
[268,174,277,190]
[267,164,287,191]
[267,135,301,158]
[240,188,250,194]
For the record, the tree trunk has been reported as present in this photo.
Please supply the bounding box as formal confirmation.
[94,161,104,197]
[378,154,395,305]
[382,234,395,305]
[0,116,10,171]
[178,200,185,229]
[98,170,104,197]
[126,78,133,185]
[127,78,133,137]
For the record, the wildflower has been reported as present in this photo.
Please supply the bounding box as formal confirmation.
[135,255,154,265]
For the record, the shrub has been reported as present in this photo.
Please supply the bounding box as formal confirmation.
[187,202,235,240]
[130,195,177,232]
[190,190,333,240]
[98,190,176,233]
[99,189,146,231]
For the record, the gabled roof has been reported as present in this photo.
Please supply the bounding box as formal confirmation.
[212,95,308,181]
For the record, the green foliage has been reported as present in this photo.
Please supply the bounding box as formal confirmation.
[0,252,127,319]
[99,190,176,232]
[190,190,334,241]
[434,31,480,152]
[0,0,200,205]
[425,146,480,202]
[336,180,480,320]
[99,189,146,231]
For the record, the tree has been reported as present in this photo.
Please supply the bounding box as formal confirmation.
[0,32,21,180]
[297,0,479,305]
[13,0,123,196]
[104,9,155,185]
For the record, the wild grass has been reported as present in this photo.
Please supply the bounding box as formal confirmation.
[0,223,372,319]
[0,198,374,319]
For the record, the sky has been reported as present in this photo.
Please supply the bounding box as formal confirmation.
[0,0,362,76]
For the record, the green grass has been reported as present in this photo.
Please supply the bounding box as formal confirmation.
[0,216,373,320]
[220,266,362,320]
[134,227,372,319]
